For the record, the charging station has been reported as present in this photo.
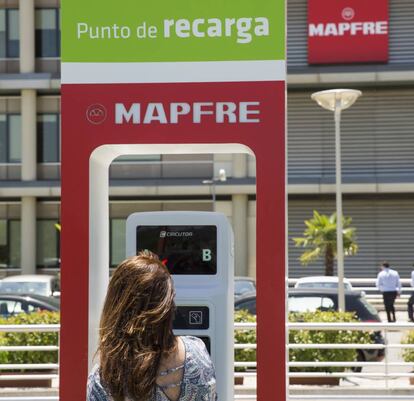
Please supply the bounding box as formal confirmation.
[126,211,234,401]
[61,1,286,400]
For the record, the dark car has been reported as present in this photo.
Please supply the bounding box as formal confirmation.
[0,294,60,317]
[235,288,384,369]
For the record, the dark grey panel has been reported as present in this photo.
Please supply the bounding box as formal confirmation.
[288,196,414,279]
[288,88,414,182]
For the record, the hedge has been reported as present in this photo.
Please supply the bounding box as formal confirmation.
[402,330,414,364]
[234,309,373,373]
[0,311,60,366]
[289,310,372,372]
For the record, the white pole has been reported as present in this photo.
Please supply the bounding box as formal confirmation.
[212,181,216,212]
[335,99,345,312]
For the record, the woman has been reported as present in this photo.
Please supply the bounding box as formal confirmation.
[87,250,217,401]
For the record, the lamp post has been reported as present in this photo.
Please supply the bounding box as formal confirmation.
[203,168,227,211]
[311,89,362,312]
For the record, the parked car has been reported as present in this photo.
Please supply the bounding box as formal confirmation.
[0,293,60,317]
[235,288,384,370]
[294,276,353,291]
[235,276,256,297]
[0,275,60,298]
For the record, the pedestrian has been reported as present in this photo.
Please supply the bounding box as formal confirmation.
[87,250,217,401]
[408,265,414,323]
[376,261,401,323]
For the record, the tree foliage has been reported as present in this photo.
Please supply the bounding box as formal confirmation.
[293,210,358,276]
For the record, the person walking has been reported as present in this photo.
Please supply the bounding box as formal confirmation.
[376,261,401,323]
[408,265,414,322]
[87,250,217,401]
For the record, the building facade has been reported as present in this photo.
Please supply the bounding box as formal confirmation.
[0,0,413,279]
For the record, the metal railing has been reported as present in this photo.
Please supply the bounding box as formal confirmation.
[0,324,60,401]
[234,321,414,400]
[1,321,414,400]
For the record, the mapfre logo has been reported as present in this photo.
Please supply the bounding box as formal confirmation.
[342,7,355,21]
[86,104,107,125]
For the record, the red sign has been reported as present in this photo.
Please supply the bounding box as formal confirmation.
[308,0,389,64]
[60,81,286,401]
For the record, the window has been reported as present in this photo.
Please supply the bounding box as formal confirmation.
[235,279,256,296]
[0,9,19,58]
[37,114,60,163]
[110,219,126,266]
[0,300,22,316]
[0,114,21,163]
[0,219,21,268]
[37,220,60,268]
[0,281,48,295]
[297,281,352,290]
[288,296,335,313]
[27,302,43,313]
[35,9,60,57]
[113,155,161,163]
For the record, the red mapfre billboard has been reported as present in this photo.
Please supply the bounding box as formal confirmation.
[308,0,389,64]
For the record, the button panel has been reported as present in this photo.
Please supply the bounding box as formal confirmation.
[173,306,210,330]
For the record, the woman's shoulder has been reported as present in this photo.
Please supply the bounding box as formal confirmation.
[87,365,111,401]
[179,337,217,400]
[181,336,210,359]
[181,336,215,376]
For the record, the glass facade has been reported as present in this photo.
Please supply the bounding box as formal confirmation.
[35,9,60,58]
[37,114,60,163]
[113,154,161,163]
[0,220,21,268]
[110,219,126,267]
[0,9,19,58]
[36,220,60,267]
[0,115,21,163]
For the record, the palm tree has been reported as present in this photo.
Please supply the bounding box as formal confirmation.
[293,210,358,276]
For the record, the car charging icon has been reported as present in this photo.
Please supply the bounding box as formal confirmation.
[86,104,107,125]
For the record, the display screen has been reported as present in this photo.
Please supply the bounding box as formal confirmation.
[136,225,217,275]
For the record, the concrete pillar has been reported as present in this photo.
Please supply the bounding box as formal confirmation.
[21,197,36,275]
[233,154,248,178]
[20,89,37,275]
[232,154,249,276]
[19,0,35,73]
[21,89,37,180]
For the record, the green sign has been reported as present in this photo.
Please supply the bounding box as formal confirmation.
[62,0,285,63]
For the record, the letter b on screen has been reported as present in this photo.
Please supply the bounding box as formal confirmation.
[202,249,212,262]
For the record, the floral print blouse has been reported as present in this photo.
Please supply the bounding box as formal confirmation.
[87,336,217,401]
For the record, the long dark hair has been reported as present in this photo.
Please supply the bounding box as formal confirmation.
[98,250,176,401]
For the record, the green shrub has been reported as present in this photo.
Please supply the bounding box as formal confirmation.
[402,331,414,363]
[234,309,373,374]
[289,310,372,373]
[234,310,256,372]
[0,311,60,367]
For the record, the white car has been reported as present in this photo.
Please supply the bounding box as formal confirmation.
[294,276,353,291]
[0,275,60,297]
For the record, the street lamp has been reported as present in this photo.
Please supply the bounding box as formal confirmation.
[311,89,362,312]
[203,168,227,211]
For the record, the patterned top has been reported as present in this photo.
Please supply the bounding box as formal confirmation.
[87,336,217,401]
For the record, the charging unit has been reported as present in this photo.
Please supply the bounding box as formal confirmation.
[126,211,234,401]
